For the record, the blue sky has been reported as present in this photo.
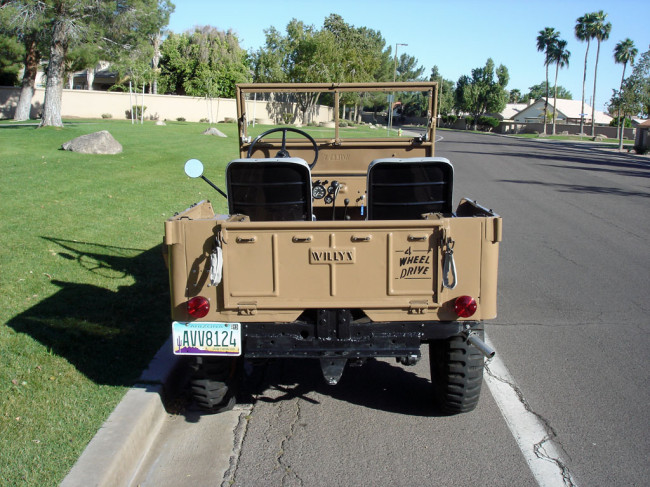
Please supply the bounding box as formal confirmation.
[167,0,649,112]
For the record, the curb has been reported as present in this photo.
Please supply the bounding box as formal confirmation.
[60,337,185,487]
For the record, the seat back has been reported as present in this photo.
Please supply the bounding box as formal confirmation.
[367,157,454,219]
[226,158,312,221]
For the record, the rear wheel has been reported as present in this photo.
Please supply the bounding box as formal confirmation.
[190,357,239,413]
[429,328,485,414]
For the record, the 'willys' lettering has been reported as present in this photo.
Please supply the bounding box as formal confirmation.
[309,247,355,264]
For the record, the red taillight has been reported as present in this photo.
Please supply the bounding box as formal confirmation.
[187,296,210,318]
[454,295,477,318]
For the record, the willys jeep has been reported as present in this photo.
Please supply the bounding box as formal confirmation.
[164,82,501,414]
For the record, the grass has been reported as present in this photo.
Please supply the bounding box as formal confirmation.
[0,119,241,485]
[244,122,402,139]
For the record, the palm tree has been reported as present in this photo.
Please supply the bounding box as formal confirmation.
[613,38,638,149]
[549,39,570,135]
[589,11,612,137]
[536,27,559,135]
[575,13,596,135]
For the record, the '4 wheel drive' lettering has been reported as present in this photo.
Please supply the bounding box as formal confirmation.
[398,246,433,279]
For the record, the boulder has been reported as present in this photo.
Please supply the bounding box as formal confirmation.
[202,127,227,137]
[61,130,122,154]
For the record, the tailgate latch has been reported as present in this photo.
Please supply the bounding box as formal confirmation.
[409,300,428,314]
[237,302,258,315]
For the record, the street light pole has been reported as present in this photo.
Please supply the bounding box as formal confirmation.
[389,43,408,135]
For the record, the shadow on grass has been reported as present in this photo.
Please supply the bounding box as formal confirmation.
[6,237,171,387]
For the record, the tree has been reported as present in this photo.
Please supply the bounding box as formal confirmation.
[455,58,509,130]
[0,1,50,121]
[575,12,597,135]
[607,83,641,135]
[159,26,250,98]
[549,38,570,135]
[526,81,572,101]
[322,14,392,121]
[430,66,455,117]
[626,46,650,117]
[34,0,173,127]
[588,10,612,137]
[251,19,332,123]
[509,89,523,103]
[0,33,23,86]
[94,1,173,95]
[390,52,426,120]
[252,15,393,123]
[394,52,425,81]
[536,27,560,135]
[613,38,637,148]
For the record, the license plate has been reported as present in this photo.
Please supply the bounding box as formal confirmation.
[172,321,241,356]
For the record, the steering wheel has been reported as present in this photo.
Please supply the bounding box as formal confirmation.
[246,127,319,169]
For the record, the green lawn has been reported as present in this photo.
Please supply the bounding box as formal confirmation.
[0,119,241,486]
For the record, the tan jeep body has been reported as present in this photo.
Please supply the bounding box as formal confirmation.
[164,82,501,411]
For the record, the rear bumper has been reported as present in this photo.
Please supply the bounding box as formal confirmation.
[243,317,472,359]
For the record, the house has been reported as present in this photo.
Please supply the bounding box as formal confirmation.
[635,119,650,152]
[34,61,118,91]
[497,102,529,121]
[513,98,612,126]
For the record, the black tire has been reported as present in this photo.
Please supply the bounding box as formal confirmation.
[190,357,239,413]
[429,328,485,414]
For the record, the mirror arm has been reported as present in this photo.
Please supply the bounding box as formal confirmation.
[201,175,228,199]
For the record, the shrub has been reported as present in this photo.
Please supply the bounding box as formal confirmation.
[478,116,500,130]
[634,144,648,155]
[176,117,186,122]
[224,117,236,123]
[465,116,500,131]
[130,105,146,118]
[101,113,112,119]
[441,114,457,125]
[199,118,209,123]
[609,117,633,128]
[281,113,293,124]
[340,121,348,127]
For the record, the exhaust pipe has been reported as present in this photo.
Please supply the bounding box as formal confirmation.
[466,331,496,359]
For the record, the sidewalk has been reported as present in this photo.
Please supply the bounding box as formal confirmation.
[60,337,186,487]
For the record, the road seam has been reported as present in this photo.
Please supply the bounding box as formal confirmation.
[221,405,253,487]
[483,333,577,487]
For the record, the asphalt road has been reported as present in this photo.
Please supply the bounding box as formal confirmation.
[438,131,650,486]
[134,131,649,487]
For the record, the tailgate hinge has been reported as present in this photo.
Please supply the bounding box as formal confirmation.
[488,217,503,243]
[237,302,258,316]
[164,220,181,246]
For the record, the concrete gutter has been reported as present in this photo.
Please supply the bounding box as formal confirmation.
[61,337,185,487]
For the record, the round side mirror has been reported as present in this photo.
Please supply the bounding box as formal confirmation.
[184,159,204,178]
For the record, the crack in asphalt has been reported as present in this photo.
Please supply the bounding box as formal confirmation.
[277,399,304,487]
[484,359,576,487]
[221,407,252,487]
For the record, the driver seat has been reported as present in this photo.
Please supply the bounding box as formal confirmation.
[226,158,312,221]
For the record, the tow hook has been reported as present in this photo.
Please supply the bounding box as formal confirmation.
[320,358,347,385]
[463,325,496,359]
